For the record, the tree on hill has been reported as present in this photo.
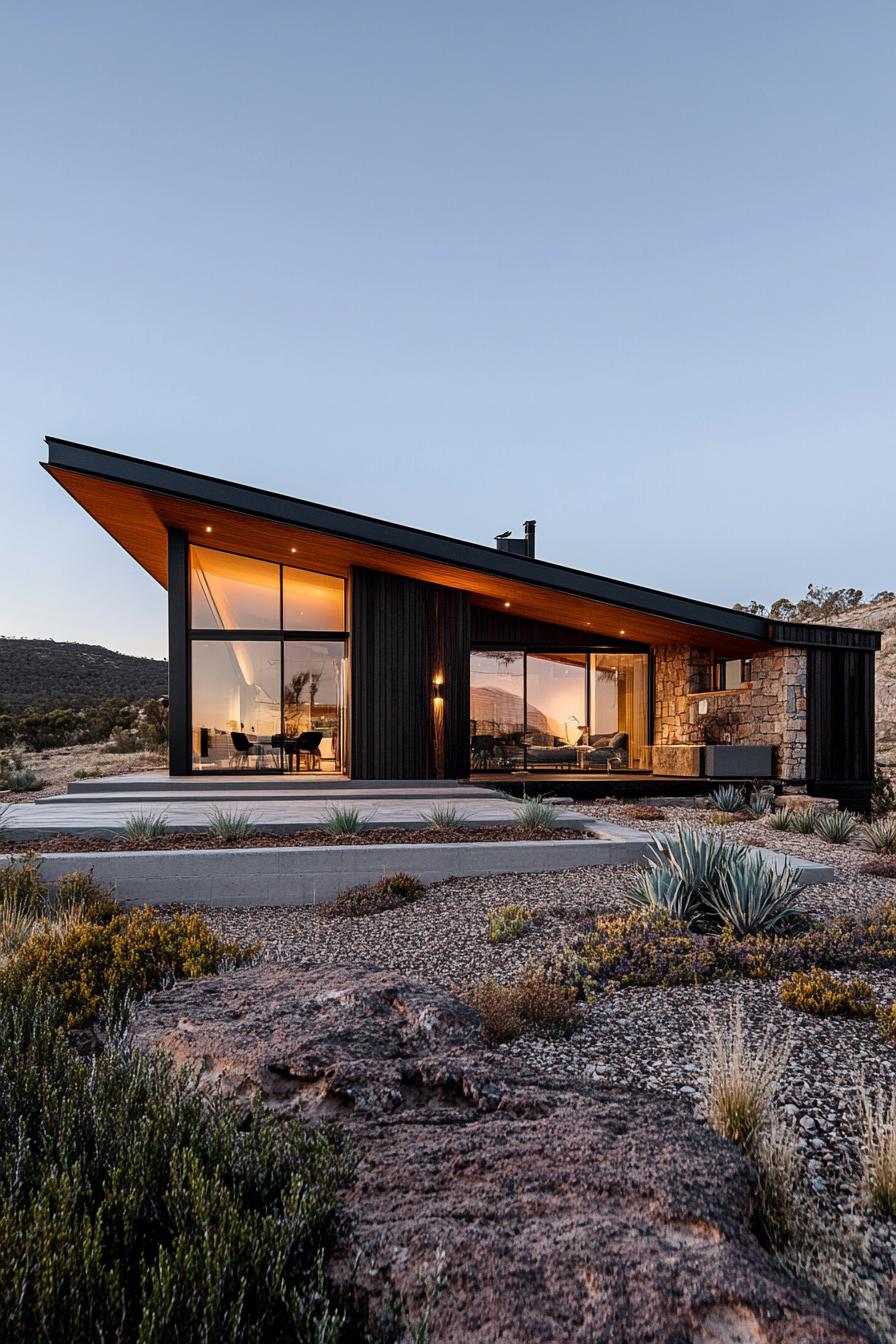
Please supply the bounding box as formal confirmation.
[734,583,895,623]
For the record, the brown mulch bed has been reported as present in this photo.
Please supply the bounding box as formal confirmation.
[4,825,585,854]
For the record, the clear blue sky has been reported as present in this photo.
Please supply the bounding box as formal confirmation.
[1,1,894,658]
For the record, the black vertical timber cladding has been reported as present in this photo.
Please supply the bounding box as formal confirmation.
[349,568,470,779]
[167,528,191,776]
[806,647,875,809]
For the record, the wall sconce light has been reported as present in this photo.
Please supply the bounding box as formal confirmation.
[433,681,445,701]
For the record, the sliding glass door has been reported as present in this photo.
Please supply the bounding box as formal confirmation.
[469,649,649,772]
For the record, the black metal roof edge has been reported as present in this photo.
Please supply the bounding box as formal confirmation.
[42,436,876,649]
[766,620,882,652]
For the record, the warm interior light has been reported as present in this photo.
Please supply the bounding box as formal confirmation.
[290,547,297,553]
[205,525,212,533]
[619,629,625,635]
[503,601,511,608]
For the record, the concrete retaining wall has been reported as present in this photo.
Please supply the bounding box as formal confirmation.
[3,834,648,907]
[1,825,833,907]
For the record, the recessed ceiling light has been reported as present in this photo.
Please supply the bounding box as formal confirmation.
[290,547,296,553]
[619,629,625,635]
[503,601,511,608]
[205,526,212,533]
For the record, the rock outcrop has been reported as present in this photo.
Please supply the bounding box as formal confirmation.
[133,964,870,1344]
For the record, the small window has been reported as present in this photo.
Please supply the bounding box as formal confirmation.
[715,657,752,691]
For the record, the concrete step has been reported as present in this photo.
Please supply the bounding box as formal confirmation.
[46,785,491,807]
[65,774,468,795]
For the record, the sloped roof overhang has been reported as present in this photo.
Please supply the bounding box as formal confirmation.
[42,437,880,655]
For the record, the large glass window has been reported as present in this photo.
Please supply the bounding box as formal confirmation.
[191,640,282,770]
[188,545,348,771]
[191,547,280,630]
[190,546,346,632]
[283,565,344,630]
[469,650,649,773]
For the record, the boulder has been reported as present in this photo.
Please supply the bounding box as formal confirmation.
[776,795,839,812]
[133,964,870,1344]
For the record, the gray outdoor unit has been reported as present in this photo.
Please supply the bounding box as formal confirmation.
[703,745,773,778]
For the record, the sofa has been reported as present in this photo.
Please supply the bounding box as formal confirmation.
[524,731,629,771]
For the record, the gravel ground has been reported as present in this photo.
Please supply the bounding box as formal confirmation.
[0,745,165,801]
[196,814,896,1320]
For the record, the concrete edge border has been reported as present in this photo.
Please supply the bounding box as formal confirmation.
[0,826,834,907]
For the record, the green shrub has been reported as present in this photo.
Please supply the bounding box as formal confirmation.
[708,784,745,813]
[1,907,255,1026]
[814,810,857,844]
[4,769,45,792]
[316,872,425,919]
[122,810,169,840]
[322,804,368,837]
[514,797,558,831]
[50,869,120,921]
[780,967,877,1017]
[419,802,463,829]
[0,854,46,914]
[770,808,794,831]
[15,707,78,751]
[486,902,534,944]
[205,806,257,841]
[858,818,896,855]
[464,967,582,1043]
[0,983,357,1342]
[553,898,896,999]
[871,766,896,819]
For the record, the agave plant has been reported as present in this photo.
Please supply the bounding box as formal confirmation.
[769,808,793,831]
[627,827,745,926]
[814,810,857,845]
[703,853,802,937]
[627,864,702,924]
[708,784,746,814]
[790,808,818,834]
[857,818,896,855]
[743,796,771,819]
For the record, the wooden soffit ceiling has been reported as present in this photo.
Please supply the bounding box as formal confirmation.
[45,464,765,654]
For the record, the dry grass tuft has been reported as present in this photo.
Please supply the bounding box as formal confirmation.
[858,1082,896,1218]
[702,1000,790,1154]
[464,967,582,1044]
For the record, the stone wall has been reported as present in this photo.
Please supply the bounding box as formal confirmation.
[652,644,807,781]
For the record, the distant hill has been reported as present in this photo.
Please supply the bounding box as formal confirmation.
[0,638,168,712]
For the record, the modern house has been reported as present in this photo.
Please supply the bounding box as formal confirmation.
[44,437,881,807]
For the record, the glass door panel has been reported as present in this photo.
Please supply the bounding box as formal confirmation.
[469,651,525,770]
[191,640,282,770]
[283,641,346,772]
[525,653,587,767]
